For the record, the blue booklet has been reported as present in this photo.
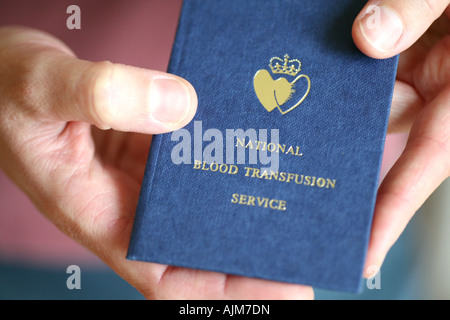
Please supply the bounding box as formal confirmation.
[127,0,399,293]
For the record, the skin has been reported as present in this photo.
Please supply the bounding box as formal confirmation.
[0,1,448,299]
[353,0,450,278]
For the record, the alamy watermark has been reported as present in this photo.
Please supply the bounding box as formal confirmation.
[170,121,281,173]
[66,5,81,30]
[66,265,81,290]
[364,4,382,30]
[366,265,381,290]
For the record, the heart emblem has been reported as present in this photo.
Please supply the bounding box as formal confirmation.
[253,69,310,115]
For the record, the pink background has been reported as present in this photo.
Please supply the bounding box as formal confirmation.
[0,0,407,267]
[0,0,183,267]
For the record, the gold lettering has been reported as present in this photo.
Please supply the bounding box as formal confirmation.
[286,173,296,183]
[259,141,267,151]
[229,165,239,175]
[286,146,295,155]
[260,170,269,179]
[267,143,276,152]
[194,161,238,175]
[295,174,304,184]
[269,199,279,209]
[257,197,268,208]
[270,171,279,180]
[239,194,248,204]
[327,179,336,189]
[196,164,336,193]
[304,176,311,186]
[317,178,326,188]
[277,144,286,153]
[193,160,202,169]
[255,140,263,150]
[231,193,287,211]
[240,167,337,190]
[252,168,261,178]
[236,138,245,148]
[236,137,302,158]
[210,162,219,172]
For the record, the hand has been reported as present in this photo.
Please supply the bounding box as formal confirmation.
[0,26,313,299]
[352,1,450,276]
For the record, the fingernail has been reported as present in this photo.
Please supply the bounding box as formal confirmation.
[150,77,191,125]
[364,265,380,279]
[358,5,404,53]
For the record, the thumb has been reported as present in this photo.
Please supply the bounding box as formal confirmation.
[9,27,197,134]
[352,0,450,59]
[49,59,197,134]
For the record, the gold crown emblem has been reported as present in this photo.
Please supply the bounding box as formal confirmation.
[269,54,301,76]
[254,54,311,115]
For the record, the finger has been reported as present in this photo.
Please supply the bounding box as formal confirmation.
[223,275,314,300]
[364,88,450,276]
[11,28,197,134]
[353,0,450,59]
[387,80,424,133]
[48,59,197,134]
[155,266,314,300]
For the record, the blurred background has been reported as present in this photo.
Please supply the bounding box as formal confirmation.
[0,0,448,300]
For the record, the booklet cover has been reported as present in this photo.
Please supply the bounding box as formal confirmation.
[127,0,399,293]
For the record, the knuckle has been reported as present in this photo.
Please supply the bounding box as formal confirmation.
[83,61,115,129]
